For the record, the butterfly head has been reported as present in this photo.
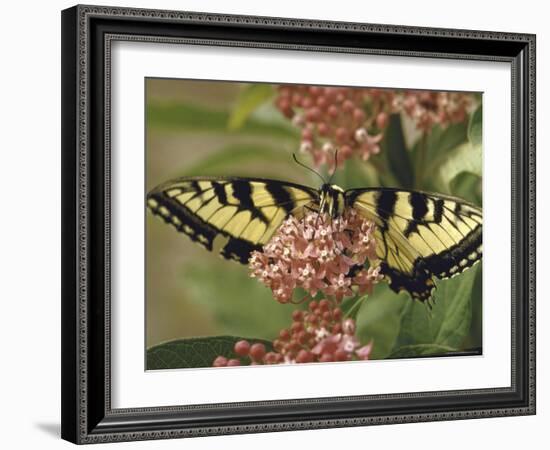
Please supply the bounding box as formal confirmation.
[319,183,346,218]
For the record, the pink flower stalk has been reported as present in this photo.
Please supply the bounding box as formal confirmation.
[248,209,382,304]
[393,90,474,132]
[211,300,374,367]
[275,85,391,169]
[274,84,476,169]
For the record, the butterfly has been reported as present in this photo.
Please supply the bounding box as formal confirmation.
[147,176,482,301]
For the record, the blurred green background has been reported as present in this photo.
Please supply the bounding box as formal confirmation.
[145,78,482,366]
[146,79,305,348]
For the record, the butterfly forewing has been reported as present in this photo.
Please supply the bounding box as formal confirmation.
[147,177,318,264]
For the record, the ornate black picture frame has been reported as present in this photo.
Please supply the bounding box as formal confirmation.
[61,4,536,444]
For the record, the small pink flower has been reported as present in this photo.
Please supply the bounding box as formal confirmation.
[325,272,353,301]
[356,341,374,360]
[312,333,342,356]
[272,282,294,304]
[353,266,383,295]
[339,334,360,353]
[358,131,383,161]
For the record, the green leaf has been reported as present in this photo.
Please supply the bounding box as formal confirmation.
[331,160,380,190]
[449,171,482,206]
[424,122,468,163]
[468,105,482,150]
[175,144,298,178]
[426,106,482,194]
[147,336,273,370]
[412,122,467,171]
[405,120,467,190]
[461,266,483,350]
[388,343,457,358]
[430,141,482,194]
[383,114,414,188]
[147,102,297,138]
[227,84,275,130]
[340,295,365,321]
[394,266,478,350]
[180,260,296,340]
[372,156,402,188]
[355,283,409,359]
[433,268,478,348]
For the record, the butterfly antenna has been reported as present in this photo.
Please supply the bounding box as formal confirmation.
[292,153,326,184]
[327,149,339,185]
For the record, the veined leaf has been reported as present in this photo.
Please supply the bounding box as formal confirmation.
[388,343,457,358]
[433,268,478,348]
[355,283,409,359]
[394,266,479,351]
[147,336,273,370]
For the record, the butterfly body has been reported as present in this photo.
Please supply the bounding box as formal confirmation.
[318,183,346,218]
[147,176,482,301]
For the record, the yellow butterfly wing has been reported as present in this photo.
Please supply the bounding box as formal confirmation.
[347,188,482,300]
[147,177,318,263]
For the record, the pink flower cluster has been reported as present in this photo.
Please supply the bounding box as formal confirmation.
[212,300,373,367]
[394,90,473,132]
[275,85,390,169]
[274,84,475,169]
[248,209,383,303]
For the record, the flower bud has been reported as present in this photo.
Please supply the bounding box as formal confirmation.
[292,114,305,127]
[354,127,368,143]
[249,343,267,361]
[376,111,389,128]
[226,359,241,366]
[213,356,228,367]
[299,141,313,154]
[342,318,356,335]
[234,340,251,356]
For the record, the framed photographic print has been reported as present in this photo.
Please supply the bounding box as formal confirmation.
[61,4,536,444]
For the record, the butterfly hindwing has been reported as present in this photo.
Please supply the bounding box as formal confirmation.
[347,188,482,301]
[147,177,318,264]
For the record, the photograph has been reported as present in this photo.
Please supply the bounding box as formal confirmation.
[57,3,536,445]
[145,79,483,370]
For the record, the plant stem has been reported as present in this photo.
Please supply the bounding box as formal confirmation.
[343,295,365,320]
